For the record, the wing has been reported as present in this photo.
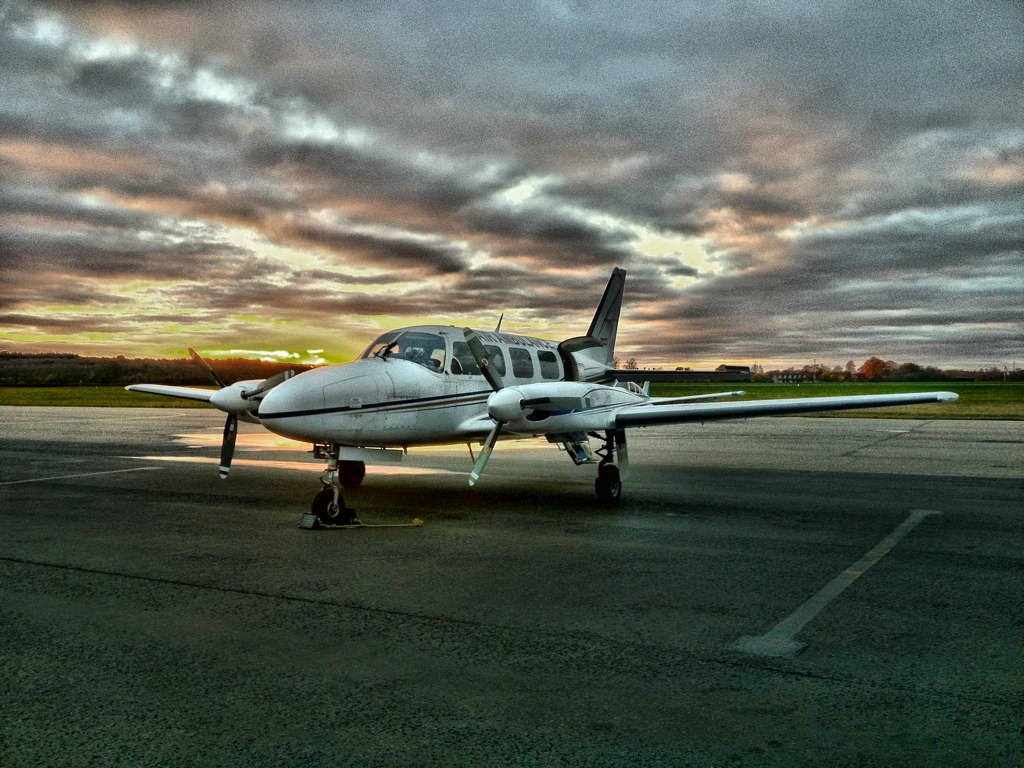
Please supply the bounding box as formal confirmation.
[125,384,216,403]
[614,391,958,428]
[454,412,500,440]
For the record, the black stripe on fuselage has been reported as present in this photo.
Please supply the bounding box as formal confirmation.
[258,389,493,420]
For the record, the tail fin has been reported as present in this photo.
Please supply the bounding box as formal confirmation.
[586,268,626,367]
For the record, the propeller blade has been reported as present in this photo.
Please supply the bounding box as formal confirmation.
[463,328,504,392]
[188,347,228,388]
[242,369,294,400]
[219,413,237,479]
[557,335,603,382]
[468,421,502,487]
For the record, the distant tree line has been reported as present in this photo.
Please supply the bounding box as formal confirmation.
[0,352,313,387]
[1,351,1019,386]
[751,356,1022,383]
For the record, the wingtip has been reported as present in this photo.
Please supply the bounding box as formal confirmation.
[937,392,959,402]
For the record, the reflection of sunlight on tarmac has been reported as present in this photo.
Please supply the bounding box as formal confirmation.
[174,433,308,450]
[132,455,465,476]
[173,432,545,453]
[156,430,539,475]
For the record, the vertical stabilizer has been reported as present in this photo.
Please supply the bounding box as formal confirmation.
[586,268,626,366]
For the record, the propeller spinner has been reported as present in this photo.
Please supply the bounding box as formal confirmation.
[188,349,294,479]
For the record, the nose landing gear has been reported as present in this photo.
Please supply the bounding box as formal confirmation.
[302,444,360,528]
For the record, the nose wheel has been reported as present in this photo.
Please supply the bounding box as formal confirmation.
[304,444,359,527]
[311,486,358,526]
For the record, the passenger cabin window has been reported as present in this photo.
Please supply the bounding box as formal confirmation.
[538,350,561,380]
[360,331,446,372]
[450,343,506,377]
[509,347,533,378]
[484,345,506,376]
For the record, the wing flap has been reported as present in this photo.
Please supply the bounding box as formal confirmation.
[125,384,216,403]
[615,391,958,428]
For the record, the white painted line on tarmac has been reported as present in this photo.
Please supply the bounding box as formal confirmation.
[0,466,163,486]
[731,509,942,658]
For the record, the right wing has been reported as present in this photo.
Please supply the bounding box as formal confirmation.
[613,391,958,429]
[125,384,216,403]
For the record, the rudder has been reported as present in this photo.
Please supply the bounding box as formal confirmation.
[586,268,626,367]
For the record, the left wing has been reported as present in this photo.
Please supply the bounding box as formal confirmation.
[125,384,216,402]
[612,391,958,429]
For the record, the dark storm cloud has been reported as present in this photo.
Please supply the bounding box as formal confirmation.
[460,204,634,266]
[3,1,1022,365]
[0,225,255,281]
[281,221,469,275]
[246,137,516,215]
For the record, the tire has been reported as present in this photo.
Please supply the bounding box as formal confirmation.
[312,487,357,526]
[595,463,622,504]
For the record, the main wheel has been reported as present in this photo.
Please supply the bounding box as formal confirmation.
[595,463,622,504]
[338,460,366,489]
[312,487,357,526]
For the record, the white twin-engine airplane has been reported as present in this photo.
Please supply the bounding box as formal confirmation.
[128,268,957,526]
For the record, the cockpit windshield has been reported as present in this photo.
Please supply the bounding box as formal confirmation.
[360,331,446,372]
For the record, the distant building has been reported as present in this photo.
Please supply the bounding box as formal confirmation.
[771,372,812,383]
[613,363,751,383]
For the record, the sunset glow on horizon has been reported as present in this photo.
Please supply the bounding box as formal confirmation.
[2,2,1021,371]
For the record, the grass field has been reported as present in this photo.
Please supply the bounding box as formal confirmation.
[0,382,1021,419]
[0,386,213,408]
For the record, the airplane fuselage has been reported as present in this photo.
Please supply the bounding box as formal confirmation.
[256,324,634,447]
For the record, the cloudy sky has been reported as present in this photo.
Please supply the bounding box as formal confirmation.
[1,1,1021,368]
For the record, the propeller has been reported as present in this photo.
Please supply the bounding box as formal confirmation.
[188,348,294,479]
[556,336,603,382]
[469,419,501,487]
[189,347,227,388]
[463,328,503,391]
[220,413,238,480]
[240,369,294,400]
[463,329,586,486]
[464,329,505,485]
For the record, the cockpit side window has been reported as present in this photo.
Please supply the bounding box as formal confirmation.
[362,332,446,371]
[361,333,398,359]
[450,343,506,377]
[450,342,480,375]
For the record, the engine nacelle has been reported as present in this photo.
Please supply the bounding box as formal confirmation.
[486,387,530,423]
[210,380,261,414]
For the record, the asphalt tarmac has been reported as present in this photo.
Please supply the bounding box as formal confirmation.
[1,407,1021,767]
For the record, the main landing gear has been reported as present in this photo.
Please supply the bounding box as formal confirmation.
[306,445,364,527]
[592,429,626,505]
